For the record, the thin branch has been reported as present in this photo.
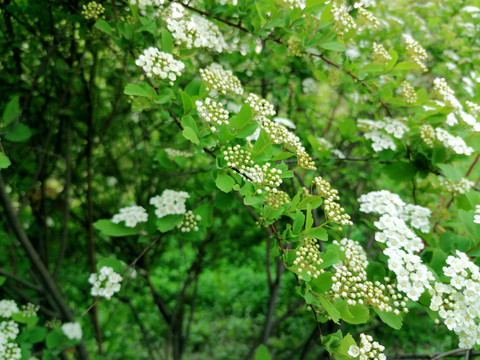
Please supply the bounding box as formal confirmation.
[0,269,42,291]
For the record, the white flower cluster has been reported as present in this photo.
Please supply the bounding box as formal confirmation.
[302,78,318,94]
[314,177,352,226]
[317,137,333,150]
[403,34,427,72]
[475,205,480,224]
[358,190,431,233]
[429,251,480,348]
[355,3,380,29]
[401,81,417,103]
[165,4,228,53]
[294,238,325,280]
[439,177,474,195]
[374,215,424,252]
[196,98,229,129]
[0,321,19,341]
[150,189,189,218]
[177,210,201,232]
[0,300,21,360]
[372,42,391,65]
[358,118,409,152]
[420,124,435,146]
[21,303,39,318]
[435,128,473,155]
[245,93,276,117]
[88,266,122,300]
[164,148,193,158]
[331,3,357,37]
[130,0,164,18]
[433,78,462,111]
[0,301,19,318]
[61,322,83,340]
[135,47,185,85]
[248,163,283,195]
[199,63,244,96]
[348,334,386,360]
[260,118,316,170]
[112,205,148,228]
[330,239,408,314]
[278,0,305,9]
[456,110,480,132]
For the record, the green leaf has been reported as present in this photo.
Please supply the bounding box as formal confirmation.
[322,330,343,353]
[318,296,340,323]
[335,300,370,324]
[97,257,124,273]
[311,272,332,293]
[156,214,184,232]
[336,333,356,358]
[254,344,271,360]
[305,205,313,231]
[302,226,328,240]
[182,126,199,145]
[93,220,138,237]
[124,83,155,98]
[0,154,11,169]
[251,130,273,160]
[154,89,173,104]
[319,41,345,52]
[161,28,174,53]
[297,195,323,210]
[22,327,47,344]
[292,210,305,234]
[383,161,417,182]
[437,163,462,181]
[230,104,254,137]
[95,19,114,36]
[216,173,235,193]
[374,308,403,330]
[320,249,341,268]
[3,95,20,125]
[5,123,33,142]
[394,61,422,71]
[46,329,65,349]
[180,90,193,114]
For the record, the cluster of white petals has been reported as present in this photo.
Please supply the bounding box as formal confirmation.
[433,78,462,111]
[112,205,148,228]
[130,0,164,18]
[135,47,185,85]
[439,177,474,195]
[61,322,83,340]
[331,3,356,36]
[0,301,19,319]
[278,0,305,10]
[314,177,352,226]
[403,34,428,72]
[401,81,417,103]
[196,98,229,130]
[150,190,189,218]
[88,266,122,300]
[247,163,283,195]
[355,3,380,29]
[430,251,480,348]
[372,42,391,65]
[199,63,244,96]
[0,300,21,360]
[245,93,276,117]
[435,128,473,155]
[358,118,409,152]
[475,205,480,224]
[302,78,318,94]
[165,4,228,53]
[348,333,386,360]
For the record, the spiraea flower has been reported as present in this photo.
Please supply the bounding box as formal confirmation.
[287,36,304,57]
[330,239,408,314]
[247,163,283,194]
[265,190,290,209]
[245,93,276,118]
[196,98,229,130]
[439,177,474,195]
[278,0,306,10]
[199,63,244,96]
[420,124,435,146]
[112,205,148,228]
[403,34,428,72]
[223,145,254,171]
[372,42,392,65]
[61,322,83,340]
[165,4,228,53]
[177,210,201,232]
[130,0,165,18]
[82,1,105,20]
[355,333,387,360]
[358,118,409,152]
[135,47,185,85]
[433,78,462,111]
[355,3,380,29]
[150,190,190,218]
[293,238,324,280]
[302,78,318,94]
[314,177,352,226]
[435,128,473,155]
[401,81,417,103]
[475,205,480,224]
[21,303,39,318]
[331,3,357,37]
[0,300,19,318]
[164,148,193,158]
[88,266,122,300]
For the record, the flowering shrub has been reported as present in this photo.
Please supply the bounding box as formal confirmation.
[0,0,479,359]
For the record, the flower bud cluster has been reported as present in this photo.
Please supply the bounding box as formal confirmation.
[199,63,244,96]
[433,78,462,111]
[420,124,435,146]
[435,128,473,155]
[88,266,122,300]
[403,35,427,72]
[248,163,283,194]
[348,334,386,360]
[372,43,391,65]
[355,3,380,29]
[61,322,83,340]
[21,303,39,318]
[223,145,254,170]
[331,3,357,37]
[81,1,105,20]
[429,251,480,348]
[165,4,228,53]
[150,189,189,218]
[135,47,185,85]
[294,238,324,280]
[439,177,474,195]
[177,210,201,232]
[112,205,148,228]
[265,190,290,209]
[245,93,276,117]
[130,0,165,18]
[196,98,229,128]
[287,36,304,57]
[330,239,407,314]
[164,148,193,158]
[314,177,352,226]
[475,205,480,224]
[278,0,306,10]
[260,118,316,170]
[401,81,417,103]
